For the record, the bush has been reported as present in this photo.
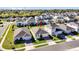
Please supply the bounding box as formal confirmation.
[14,38,25,44]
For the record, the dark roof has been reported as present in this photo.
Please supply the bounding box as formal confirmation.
[14,28,31,38]
[15,30,26,38]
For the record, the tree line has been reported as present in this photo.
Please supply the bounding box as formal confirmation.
[0,9,79,18]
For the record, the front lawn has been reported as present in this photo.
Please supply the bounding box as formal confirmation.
[77,34,79,36]
[52,36,60,41]
[52,36,66,43]
[14,48,25,51]
[67,35,76,40]
[2,24,25,49]
[33,39,47,45]
[67,35,73,39]
[55,40,66,43]
[34,43,48,48]
[0,37,2,43]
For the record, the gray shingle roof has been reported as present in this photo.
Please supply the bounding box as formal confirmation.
[31,27,48,35]
[14,28,31,38]
[36,28,48,35]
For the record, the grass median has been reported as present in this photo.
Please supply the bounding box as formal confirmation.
[34,43,48,48]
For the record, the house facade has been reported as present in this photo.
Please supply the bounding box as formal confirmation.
[66,22,79,33]
[31,27,49,39]
[14,28,32,42]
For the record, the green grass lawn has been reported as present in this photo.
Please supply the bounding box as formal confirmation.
[52,36,66,43]
[67,35,73,38]
[2,24,25,49]
[77,34,79,36]
[15,48,25,51]
[33,39,47,45]
[55,40,66,43]
[52,36,60,41]
[14,25,21,29]
[67,35,76,40]
[34,43,48,48]
[0,37,2,43]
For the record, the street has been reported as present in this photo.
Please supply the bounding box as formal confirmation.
[30,39,79,51]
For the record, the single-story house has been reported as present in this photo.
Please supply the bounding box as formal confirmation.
[57,24,72,33]
[31,27,49,39]
[64,16,71,22]
[27,17,37,25]
[44,23,63,36]
[16,21,28,27]
[14,28,32,43]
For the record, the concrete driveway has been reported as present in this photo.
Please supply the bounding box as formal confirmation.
[46,40,56,45]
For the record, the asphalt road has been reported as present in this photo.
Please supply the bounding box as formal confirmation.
[0,22,8,37]
[30,39,79,51]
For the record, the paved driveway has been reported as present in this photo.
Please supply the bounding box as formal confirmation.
[25,43,35,50]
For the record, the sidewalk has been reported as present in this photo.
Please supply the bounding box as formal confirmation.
[46,40,56,45]
[73,36,79,40]
[25,43,35,50]
[66,36,73,42]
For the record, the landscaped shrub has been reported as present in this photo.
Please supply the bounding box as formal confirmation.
[14,38,25,44]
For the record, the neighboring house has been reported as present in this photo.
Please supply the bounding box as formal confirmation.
[57,16,65,23]
[66,22,79,33]
[16,17,28,27]
[45,22,78,36]
[8,17,15,21]
[44,22,63,36]
[27,17,37,25]
[22,17,27,21]
[57,24,72,33]
[64,16,71,22]
[16,21,28,27]
[31,27,49,39]
[14,28,32,42]
[53,16,65,23]
[35,16,49,25]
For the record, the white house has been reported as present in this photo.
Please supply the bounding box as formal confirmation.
[27,17,37,25]
[57,24,72,33]
[66,22,79,33]
[44,23,63,36]
[64,16,71,22]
